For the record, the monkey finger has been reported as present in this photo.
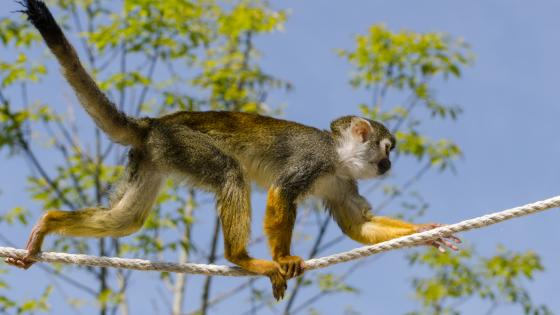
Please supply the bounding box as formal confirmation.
[285,262,295,279]
[293,261,303,278]
[438,238,459,251]
[433,243,446,253]
[426,240,445,252]
[276,264,287,276]
[291,263,301,278]
[417,223,443,233]
[5,257,28,269]
[294,262,304,278]
[280,282,287,300]
[4,257,16,267]
[427,223,444,230]
[270,273,287,301]
[281,265,288,278]
[22,255,36,269]
[432,240,450,253]
[448,235,462,244]
[273,285,283,301]
[5,257,19,267]
[435,224,463,245]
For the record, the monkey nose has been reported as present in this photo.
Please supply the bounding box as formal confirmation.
[378,158,391,174]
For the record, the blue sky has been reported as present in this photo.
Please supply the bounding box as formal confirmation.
[255,1,560,313]
[2,0,560,314]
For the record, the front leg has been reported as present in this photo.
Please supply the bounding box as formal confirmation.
[264,186,305,279]
[371,217,461,251]
[338,212,461,251]
[325,180,461,251]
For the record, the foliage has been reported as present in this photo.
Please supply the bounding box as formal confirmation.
[0,0,287,314]
[0,267,52,315]
[338,24,472,171]
[407,247,552,315]
[0,2,550,315]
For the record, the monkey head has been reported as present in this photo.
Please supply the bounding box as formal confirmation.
[331,116,396,180]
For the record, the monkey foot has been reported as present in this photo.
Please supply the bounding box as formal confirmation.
[4,255,35,269]
[269,270,288,301]
[276,255,305,279]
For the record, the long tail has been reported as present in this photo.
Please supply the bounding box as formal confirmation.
[20,0,146,148]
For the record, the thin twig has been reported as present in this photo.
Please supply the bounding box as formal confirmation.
[291,258,374,314]
[199,216,221,315]
[5,102,77,210]
[172,189,196,315]
[283,216,330,314]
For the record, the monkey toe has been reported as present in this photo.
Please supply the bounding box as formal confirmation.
[269,271,288,301]
[276,255,305,279]
[4,256,35,269]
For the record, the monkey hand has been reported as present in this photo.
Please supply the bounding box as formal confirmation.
[416,223,461,252]
[275,255,305,279]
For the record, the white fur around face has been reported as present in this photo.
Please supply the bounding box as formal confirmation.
[335,127,377,179]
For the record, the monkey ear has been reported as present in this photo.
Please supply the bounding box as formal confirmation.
[350,118,372,142]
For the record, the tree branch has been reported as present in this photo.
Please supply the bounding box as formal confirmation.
[172,189,196,315]
[199,216,221,315]
[283,215,330,314]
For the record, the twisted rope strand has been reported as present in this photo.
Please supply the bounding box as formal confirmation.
[1,195,559,276]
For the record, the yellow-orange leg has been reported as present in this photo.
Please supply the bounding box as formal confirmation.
[264,186,305,280]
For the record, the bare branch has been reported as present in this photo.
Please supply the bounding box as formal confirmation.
[172,189,196,315]
[199,216,221,315]
[283,216,331,314]
[291,258,374,314]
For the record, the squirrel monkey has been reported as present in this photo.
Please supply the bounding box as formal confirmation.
[7,0,461,300]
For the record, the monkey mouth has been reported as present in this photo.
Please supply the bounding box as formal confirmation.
[377,168,389,176]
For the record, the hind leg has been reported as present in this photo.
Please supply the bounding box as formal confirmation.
[5,209,124,269]
[218,182,288,299]
[214,157,288,299]
[6,167,163,269]
[152,126,288,299]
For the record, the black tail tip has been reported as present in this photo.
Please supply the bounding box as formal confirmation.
[16,0,64,45]
[16,0,56,30]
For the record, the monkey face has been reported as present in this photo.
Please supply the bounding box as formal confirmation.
[358,135,395,178]
[334,116,395,179]
[374,138,394,175]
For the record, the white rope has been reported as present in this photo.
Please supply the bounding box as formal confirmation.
[1,195,559,276]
